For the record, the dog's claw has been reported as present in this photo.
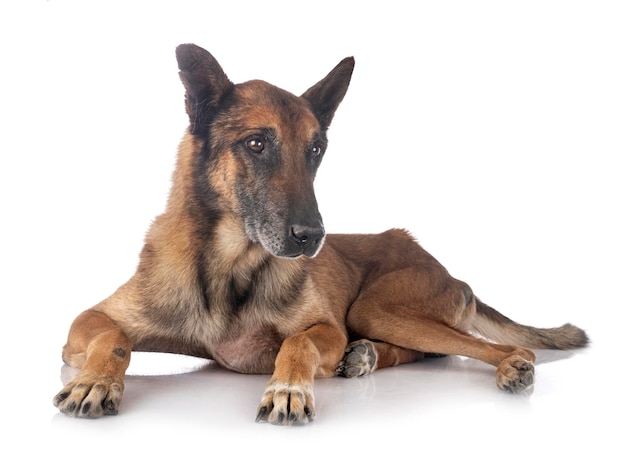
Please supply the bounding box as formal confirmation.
[255,406,268,423]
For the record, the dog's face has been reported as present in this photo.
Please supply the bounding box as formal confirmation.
[209,81,328,258]
[176,44,354,258]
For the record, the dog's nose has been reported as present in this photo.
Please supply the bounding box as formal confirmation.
[291,224,325,249]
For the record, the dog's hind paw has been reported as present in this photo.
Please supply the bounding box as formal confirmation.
[336,339,378,378]
[496,356,535,394]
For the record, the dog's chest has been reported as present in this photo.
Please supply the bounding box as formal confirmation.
[211,325,283,374]
[191,238,310,373]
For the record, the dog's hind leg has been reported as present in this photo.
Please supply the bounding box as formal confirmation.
[346,298,536,393]
[53,309,132,417]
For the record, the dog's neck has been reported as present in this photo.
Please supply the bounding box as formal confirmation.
[211,213,268,270]
[194,210,307,329]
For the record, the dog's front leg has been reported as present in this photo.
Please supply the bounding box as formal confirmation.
[53,309,132,417]
[256,323,346,425]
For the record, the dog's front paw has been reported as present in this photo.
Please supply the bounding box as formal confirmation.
[336,339,378,378]
[255,381,315,425]
[53,372,124,418]
[496,356,535,393]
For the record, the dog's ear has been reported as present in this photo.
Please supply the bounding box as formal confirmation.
[176,44,234,136]
[301,57,355,131]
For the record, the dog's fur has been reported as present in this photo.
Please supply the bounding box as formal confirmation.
[53,44,588,425]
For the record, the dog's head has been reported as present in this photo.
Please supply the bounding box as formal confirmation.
[176,44,354,258]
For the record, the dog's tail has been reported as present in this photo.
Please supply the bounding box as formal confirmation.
[470,298,589,349]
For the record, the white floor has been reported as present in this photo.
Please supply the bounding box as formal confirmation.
[2,1,624,458]
[37,334,613,458]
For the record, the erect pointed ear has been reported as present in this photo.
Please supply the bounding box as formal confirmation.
[176,44,234,136]
[301,57,355,131]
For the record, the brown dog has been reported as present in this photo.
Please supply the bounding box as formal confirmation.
[53,44,588,425]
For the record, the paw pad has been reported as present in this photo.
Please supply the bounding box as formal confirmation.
[336,339,377,377]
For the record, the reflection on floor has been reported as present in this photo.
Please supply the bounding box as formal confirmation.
[47,346,605,458]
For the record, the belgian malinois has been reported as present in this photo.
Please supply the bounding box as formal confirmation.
[53,43,588,425]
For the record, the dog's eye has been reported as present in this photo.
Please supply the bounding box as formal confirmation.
[310,145,323,158]
[246,138,265,154]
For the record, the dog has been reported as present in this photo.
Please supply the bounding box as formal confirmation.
[53,43,588,425]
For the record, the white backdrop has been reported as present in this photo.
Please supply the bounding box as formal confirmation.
[1,1,624,457]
